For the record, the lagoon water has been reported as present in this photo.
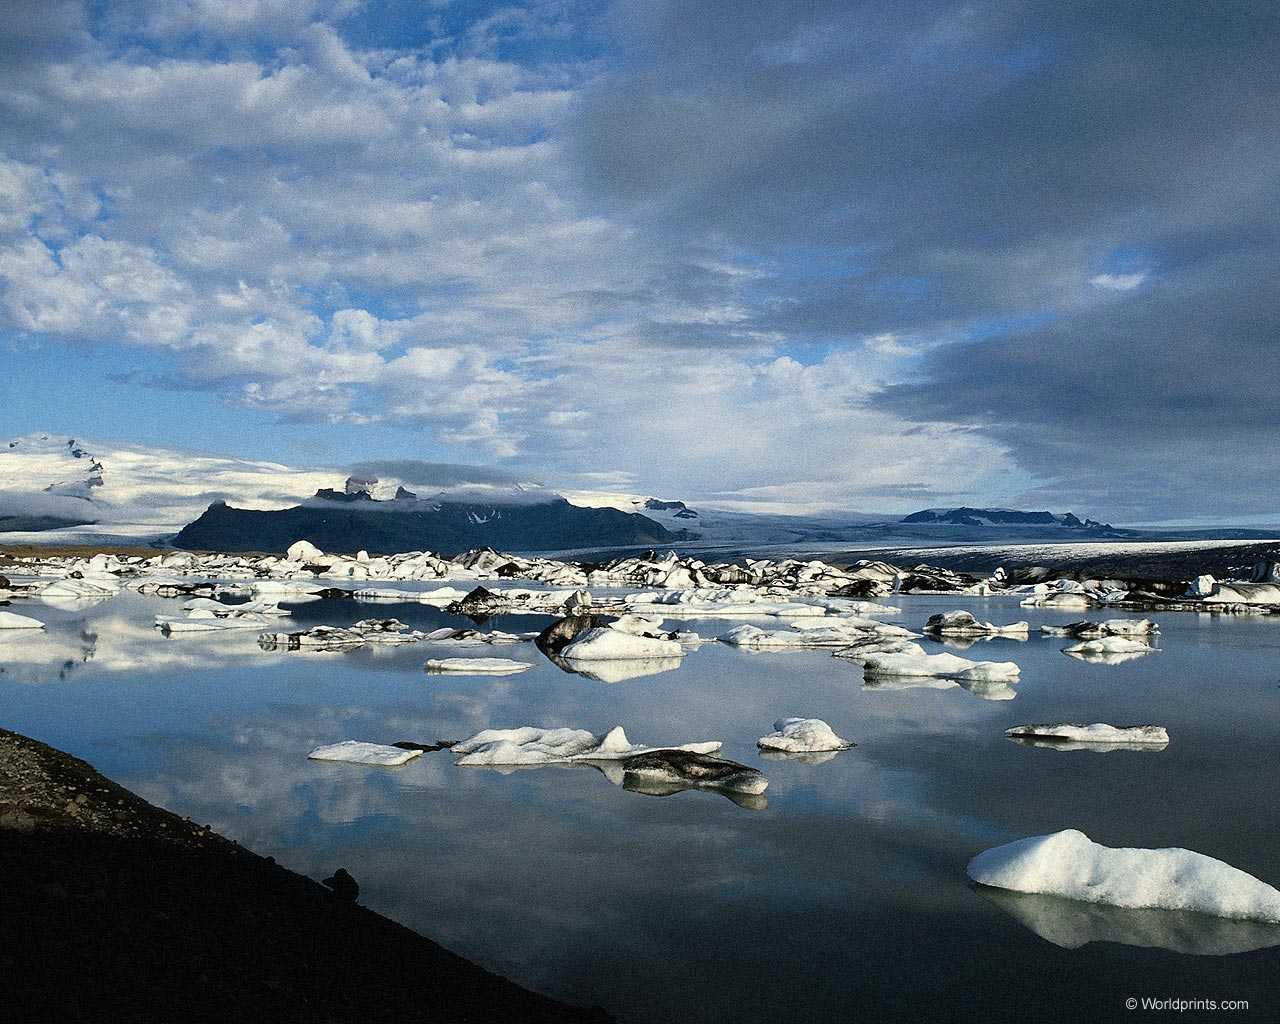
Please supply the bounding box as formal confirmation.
[3,590,1279,1022]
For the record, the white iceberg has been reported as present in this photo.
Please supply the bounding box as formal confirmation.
[424,657,532,675]
[834,637,927,661]
[860,650,1021,683]
[558,626,684,661]
[0,610,45,629]
[307,740,422,766]
[756,717,853,753]
[967,830,1280,923]
[1062,636,1154,657]
[1005,724,1169,745]
[421,627,536,646]
[452,724,720,766]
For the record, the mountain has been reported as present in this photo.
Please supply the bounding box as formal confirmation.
[173,478,696,555]
[0,435,102,533]
[900,507,1121,534]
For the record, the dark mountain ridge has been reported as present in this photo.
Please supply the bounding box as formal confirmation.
[173,483,695,555]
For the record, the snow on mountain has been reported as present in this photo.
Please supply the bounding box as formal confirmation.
[900,507,1118,533]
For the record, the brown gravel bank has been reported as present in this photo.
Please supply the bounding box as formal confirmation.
[0,728,610,1024]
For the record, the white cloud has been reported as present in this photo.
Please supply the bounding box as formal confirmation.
[1089,272,1147,291]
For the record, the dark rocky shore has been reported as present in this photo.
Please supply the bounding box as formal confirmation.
[0,727,609,1024]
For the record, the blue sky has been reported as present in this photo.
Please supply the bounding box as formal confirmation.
[2,1,1278,521]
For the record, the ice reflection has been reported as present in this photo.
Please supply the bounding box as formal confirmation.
[979,887,1280,956]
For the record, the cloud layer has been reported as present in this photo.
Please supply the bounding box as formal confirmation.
[1,2,1277,519]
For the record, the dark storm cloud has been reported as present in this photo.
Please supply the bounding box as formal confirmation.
[572,1,1280,516]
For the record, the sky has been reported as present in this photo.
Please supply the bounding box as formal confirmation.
[1,1,1277,523]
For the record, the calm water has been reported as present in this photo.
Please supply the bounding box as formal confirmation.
[2,590,1279,1022]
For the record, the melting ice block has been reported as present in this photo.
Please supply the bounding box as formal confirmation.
[968,830,1280,923]
[756,717,853,753]
[307,741,423,766]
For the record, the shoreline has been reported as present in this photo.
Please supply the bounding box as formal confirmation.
[0,727,610,1023]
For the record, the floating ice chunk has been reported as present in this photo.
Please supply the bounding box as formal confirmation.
[923,611,1029,637]
[287,539,326,562]
[1203,583,1280,604]
[967,830,1280,923]
[860,650,1020,682]
[981,888,1280,956]
[421,627,537,646]
[0,611,45,629]
[1006,724,1168,745]
[38,577,119,600]
[621,750,768,795]
[757,717,853,753]
[307,740,422,766]
[1062,636,1154,657]
[834,637,927,661]
[722,620,901,649]
[259,618,423,650]
[453,724,721,766]
[1020,592,1093,609]
[424,657,532,675]
[157,613,277,633]
[558,626,684,661]
[1041,619,1158,639]
[556,657,685,684]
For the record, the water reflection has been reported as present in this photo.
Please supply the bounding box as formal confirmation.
[979,887,1280,956]
[1007,737,1170,754]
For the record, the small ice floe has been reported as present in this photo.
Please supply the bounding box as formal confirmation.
[723,620,910,650]
[422,626,537,646]
[258,618,423,650]
[860,650,1020,683]
[620,749,769,795]
[1061,636,1154,662]
[1005,724,1168,746]
[980,888,1280,956]
[1020,592,1093,610]
[923,611,1029,637]
[0,610,45,629]
[424,657,532,675]
[1202,582,1280,605]
[1041,619,1159,639]
[157,612,278,633]
[967,830,1280,923]
[307,740,423,766]
[451,724,720,766]
[756,717,853,754]
[36,577,119,607]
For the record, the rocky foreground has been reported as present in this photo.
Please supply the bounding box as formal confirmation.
[0,728,608,1024]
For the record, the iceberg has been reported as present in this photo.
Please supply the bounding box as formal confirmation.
[258,618,424,650]
[621,749,768,795]
[967,830,1280,923]
[424,657,532,675]
[860,650,1021,683]
[421,627,537,646]
[923,611,1029,637]
[1062,636,1154,658]
[0,610,45,629]
[756,717,853,753]
[452,724,720,766]
[558,626,684,661]
[1041,619,1158,638]
[307,740,423,766]
[1005,723,1168,745]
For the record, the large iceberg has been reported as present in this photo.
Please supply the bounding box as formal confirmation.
[967,830,1280,923]
[558,625,684,661]
[756,718,853,753]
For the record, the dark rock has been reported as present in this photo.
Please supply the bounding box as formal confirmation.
[391,741,456,753]
[321,868,359,903]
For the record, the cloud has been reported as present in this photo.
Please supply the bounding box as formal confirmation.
[1,2,1277,518]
